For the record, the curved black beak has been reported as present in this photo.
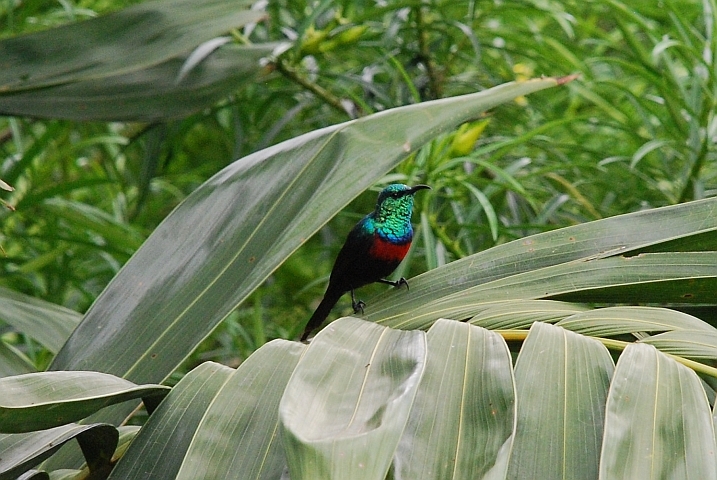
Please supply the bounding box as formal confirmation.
[408,184,431,194]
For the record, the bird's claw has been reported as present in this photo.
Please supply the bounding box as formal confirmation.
[396,277,409,291]
[352,299,366,314]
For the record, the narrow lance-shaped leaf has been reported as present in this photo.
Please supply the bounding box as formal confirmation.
[0,286,80,354]
[52,78,571,396]
[373,251,717,331]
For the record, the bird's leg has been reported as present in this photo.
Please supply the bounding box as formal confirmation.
[378,277,409,291]
[351,289,365,314]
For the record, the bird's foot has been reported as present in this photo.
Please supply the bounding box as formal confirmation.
[352,299,366,314]
[380,277,409,291]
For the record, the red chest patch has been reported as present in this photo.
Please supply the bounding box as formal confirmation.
[369,236,411,262]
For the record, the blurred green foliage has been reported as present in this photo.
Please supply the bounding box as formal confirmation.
[1,0,715,370]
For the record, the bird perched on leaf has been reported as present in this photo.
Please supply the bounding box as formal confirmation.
[301,183,430,341]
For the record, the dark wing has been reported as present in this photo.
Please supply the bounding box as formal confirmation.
[327,217,375,293]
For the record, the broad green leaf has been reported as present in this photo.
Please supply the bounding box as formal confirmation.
[367,197,717,326]
[176,339,304,480]
[0,342,35,378]
[108,362,233,480]
[373,252,717,331]
[556,306,716,337]
[0,371,169,433]
[0,287,80,354]
[599,343,717,479]
[0,0,264,91]
[0,424,117,480]
[507,323,614,480]
[469,300,590,330]
[52,79,568,401]
[0,43,276,122]
[640,330,717,360]
[280,317,426,480]
[393,319,515,480]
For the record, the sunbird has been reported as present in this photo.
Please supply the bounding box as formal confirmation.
[301,183,430,341]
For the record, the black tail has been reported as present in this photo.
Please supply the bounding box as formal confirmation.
[301,286,344,341]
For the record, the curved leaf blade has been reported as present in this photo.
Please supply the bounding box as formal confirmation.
[0,424,117,480]
[640,330,717,360]
[599,343,717,479]
[0,372,169,433]
[393,319,515,480]
[280,318,426,480]
[507,323,614,480]
[0,342,35,378]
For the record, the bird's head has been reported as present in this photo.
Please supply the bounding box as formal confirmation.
[374,183,431,222]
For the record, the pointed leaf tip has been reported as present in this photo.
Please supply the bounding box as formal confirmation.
[555,73,581,85]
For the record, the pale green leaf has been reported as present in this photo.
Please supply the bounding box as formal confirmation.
[599,343,717,479]
[507,322,614,480]
[0,342,35,378]
[280,318,426,480]
[0,0,263,91]
[393,319,515,480]
[640,329,717,360]
[0,43,276,122]
[373,252,717,331]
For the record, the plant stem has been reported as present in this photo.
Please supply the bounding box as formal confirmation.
[414,4,441,100]
[498,329,717,379]
[274,59,351,117]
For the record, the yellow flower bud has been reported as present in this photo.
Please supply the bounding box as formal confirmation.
[450,119,490,156]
